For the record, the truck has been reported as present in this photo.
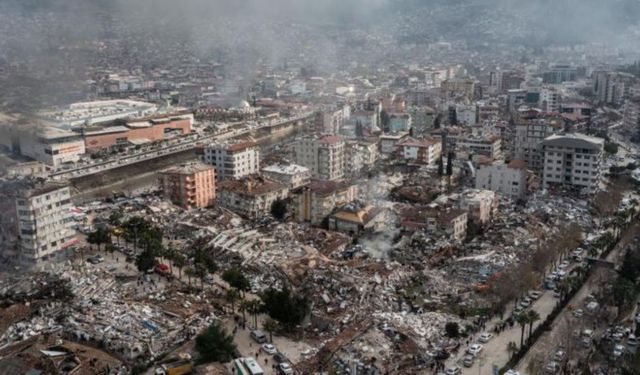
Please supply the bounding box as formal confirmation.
[155,359,193,375]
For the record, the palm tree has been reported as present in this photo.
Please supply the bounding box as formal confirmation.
[526,310,541,343]
[173,253,186,280]
[263,318,278,343]
[515,313,530,349]
[507,341,518,360]
[246,299,263,329]
[226,289,240,313]
[185,266,196,289]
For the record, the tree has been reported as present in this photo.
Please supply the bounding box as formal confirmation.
[222,267,251,296]
[270,199,288,221]
[515,313,530,349]
[437,157,444,176]
[507,341,518,360]
[526,310,541,342]
[105,243,117,260]
[262,287,310,330]
[194,263,208,290]
[446,151,453,176]
[226,289,240,313]
[136,249,156,273]
[173,252,187,280]
[195,321,237,363]
[245,299,264,329]
[263,318,278,343]
[445,322,460,338]
[185,266,196,289]
[604,141,619,154]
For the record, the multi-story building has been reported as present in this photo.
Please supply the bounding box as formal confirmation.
[388,112,412,133]
[380,132,410,154]
[459,189,498,226]
[593,71,638,106]
[261,163,311,189]
[18,127,85,169]
[159,163,216,209]
[541,133,604,189]
[454,134,502,160]
[456,104,477,125]
[217,176,289,219]
[396,137,442,165]
[199,140,260,181]
[14,183,75,265]
[507,89,527,114]
[82,113,193,152]
[539,87,561,113]
[295,180,358,225]
[514,114,564,173]
[399,206,468,242]
[475,160,528,200]
[294,136,345,181]
[408,106,436,136]
[623,97,640,133]
[542,64,578,84]
[351,110,379,132]
[328,201,384,236]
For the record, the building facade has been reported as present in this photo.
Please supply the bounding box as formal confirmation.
[200,140,260,181]
[396,137,442,165]
[541,133,604,189]
[15,183,75,265]
[294,136,345,181]
[19,127,86,168]
[475,160,528,200]
[159,163,216,209]
[217,177,289,219]
[261,163,311,189]
[295,180,358,225]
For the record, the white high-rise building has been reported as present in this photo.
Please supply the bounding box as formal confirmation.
[475,160,528,200]
[294,135,345,181]
[15,183,75,265]
[199,140,260,181]
[541,133,604,189]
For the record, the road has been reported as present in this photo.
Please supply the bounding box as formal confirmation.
[51,112,313,181]
[515,222,640,373]
[445,288,561,374]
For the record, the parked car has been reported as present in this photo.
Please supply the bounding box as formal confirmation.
[528,290,543,300]
[478,332,493,343]
[545,361,560,374]
[613,344,625,358]
[277,362,294,375]
[553,350,566,362]
[462,355,474,367]
[445,366,461,375]
[573,309,584,318]
[261,343,277,355]
[273,353,288,364]
[250,330,267,344]
[628,334,638,346]
[467,344,483,357]
[520,297,532,308]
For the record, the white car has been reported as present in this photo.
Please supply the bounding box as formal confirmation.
[613,344,625,358]
[478,332,493,343]
[445,366,461,375]
[278,362,294,374]
[467,344,483,357]
[573,309,584,318]
[261,343,277,355]
[528,290,543,300]
[520,297,532,308]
